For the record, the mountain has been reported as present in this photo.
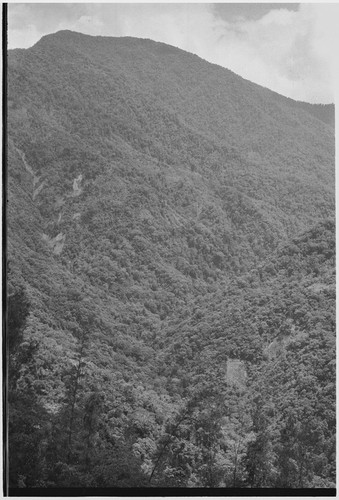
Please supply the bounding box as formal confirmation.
[292,101,334,128]
[6,31,335,491]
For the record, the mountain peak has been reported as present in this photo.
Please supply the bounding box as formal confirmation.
[29,29,335,118]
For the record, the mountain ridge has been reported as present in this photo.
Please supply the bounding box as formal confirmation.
[28,30,336,125]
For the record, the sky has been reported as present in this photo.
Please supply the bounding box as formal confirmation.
[7,2,339,104]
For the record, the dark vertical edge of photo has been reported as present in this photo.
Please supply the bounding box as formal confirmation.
[2,2,8,497]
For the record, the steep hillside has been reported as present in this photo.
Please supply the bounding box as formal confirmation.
[7,31,335,491]
[155,219,336,487]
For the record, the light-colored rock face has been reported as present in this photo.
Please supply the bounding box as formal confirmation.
[264,323,308,360]
[20,151,35,177]
[226,358,247,389]
[72,174,83,196]
[308,282,332,293]
[42,232,66,255]
[139,208,153,223]
[18,145,98,259]
[33,181,45,200]
[26,163,84,254]
[18,148,45,200]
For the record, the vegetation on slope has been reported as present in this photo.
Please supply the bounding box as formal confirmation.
[7,31,335,490]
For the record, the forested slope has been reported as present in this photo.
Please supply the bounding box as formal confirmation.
[7,31,335,491]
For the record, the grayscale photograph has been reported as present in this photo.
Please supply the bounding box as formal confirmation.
[4,2,336,495]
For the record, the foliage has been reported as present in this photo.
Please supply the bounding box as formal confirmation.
[7,31,335,490]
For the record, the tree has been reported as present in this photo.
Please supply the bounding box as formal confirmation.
[7,288,48,488]
[242,393,277,488]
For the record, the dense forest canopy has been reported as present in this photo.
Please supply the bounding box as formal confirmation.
[6,30,335,492]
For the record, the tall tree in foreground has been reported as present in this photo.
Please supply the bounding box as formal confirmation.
[8,287,48,487]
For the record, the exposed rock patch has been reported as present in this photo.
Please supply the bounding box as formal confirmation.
[72,174,83,196]
[226,358,247,389]
[18,148,44,199]
[42,232,66,255]
[33,181,45,200]
[264,327,308,360]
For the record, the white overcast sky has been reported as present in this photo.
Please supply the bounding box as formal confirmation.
[7,2,339,104]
